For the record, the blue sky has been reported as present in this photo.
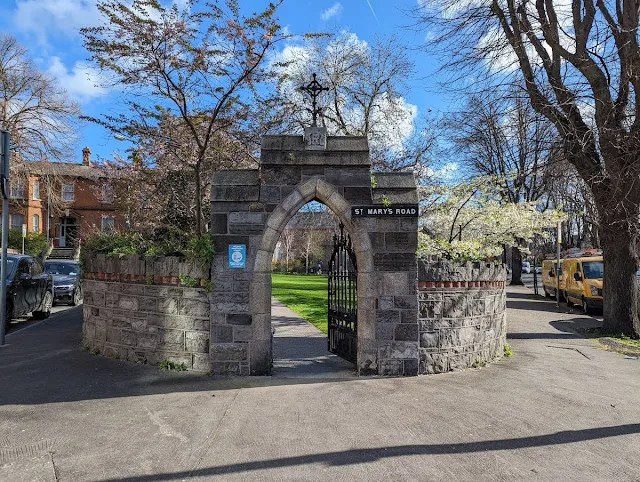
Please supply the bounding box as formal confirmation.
[0,0,449,163]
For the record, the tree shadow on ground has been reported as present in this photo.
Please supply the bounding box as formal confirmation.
[95,423,640,482]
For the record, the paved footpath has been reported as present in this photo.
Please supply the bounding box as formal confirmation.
[271,297,355,378]
[0,287,639,482]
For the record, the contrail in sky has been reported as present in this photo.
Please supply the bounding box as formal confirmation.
[365,0,380,25]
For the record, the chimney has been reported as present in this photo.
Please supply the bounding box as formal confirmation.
[82,146,91,166]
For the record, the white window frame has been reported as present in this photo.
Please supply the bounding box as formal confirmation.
[32,214,39,233]
[101,216,115,233]
[10,181,25,199]
[10,214,24,231]
[33,180,40,200]
[62,183,75,202]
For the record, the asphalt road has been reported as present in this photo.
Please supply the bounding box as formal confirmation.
[4,301,80,337]
[1,286,639,481]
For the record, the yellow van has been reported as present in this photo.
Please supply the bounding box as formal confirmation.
[562,253,603,314]
[541,258,564,299]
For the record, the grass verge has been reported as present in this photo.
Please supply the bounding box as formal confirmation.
[580,328,640,357]
[271,273,328,333]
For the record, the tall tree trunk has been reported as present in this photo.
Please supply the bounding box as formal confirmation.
[195,161,202,235]
[600,228,639,337]
[510,246,524,285]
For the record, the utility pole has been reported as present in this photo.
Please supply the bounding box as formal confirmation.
[0,131,10,345]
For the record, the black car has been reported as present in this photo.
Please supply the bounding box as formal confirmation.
[4,255,54,331]
[44,260,82,306]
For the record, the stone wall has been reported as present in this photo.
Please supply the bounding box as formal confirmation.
[210,131,419,376]
[82,254,211,371]
[417,259,507,374]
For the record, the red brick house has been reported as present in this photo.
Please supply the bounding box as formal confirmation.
[5,147,126,248]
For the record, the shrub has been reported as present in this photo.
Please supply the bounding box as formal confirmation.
[82,230,215,267]
[1,229,48,256]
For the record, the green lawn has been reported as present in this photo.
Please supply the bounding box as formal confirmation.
[271,273,328,333]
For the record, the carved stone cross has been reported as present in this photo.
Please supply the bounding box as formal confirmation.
[298,73,329,127]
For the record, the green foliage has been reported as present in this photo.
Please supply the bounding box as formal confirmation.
[179,275,198,288]
[82,230,214,267]
[159,360,187,371]
[185,234,214,267]
[503,344,513,357]
[471,359,487,368]
[2,229,48,256]
[272,273,328,333]
[381,194,391,207]
[370,174,378,188]
[203,279,213,293]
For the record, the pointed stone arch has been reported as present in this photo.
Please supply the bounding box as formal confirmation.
[210,133,419,377]
[249,177,375,375]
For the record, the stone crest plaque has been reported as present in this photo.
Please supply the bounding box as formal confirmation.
[304,126,327,150]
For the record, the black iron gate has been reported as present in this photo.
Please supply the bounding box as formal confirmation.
[328,223,357,363]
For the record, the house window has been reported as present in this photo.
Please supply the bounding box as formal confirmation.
[33,181,40,200]
[32,214,39,233]
[10,181,25,199]
[10,214,24,231]
[62,183,74,202]
[101,184,114,203]
[101,217,115,233]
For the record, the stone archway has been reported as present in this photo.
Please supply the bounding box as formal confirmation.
[249,177,375,375]
[210,131,419,377]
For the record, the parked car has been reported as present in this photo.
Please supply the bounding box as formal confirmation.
[535,266,542,274]
[522,261,532,274]
[44,260,82,306]
[3,255,54,331]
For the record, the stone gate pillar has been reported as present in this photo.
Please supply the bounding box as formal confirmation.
[210,129,419,376]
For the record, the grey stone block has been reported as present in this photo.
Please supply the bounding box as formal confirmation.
[393,295,418,309]
[403,358,419,376]
[420,331,439,349]
[212,235,250,254]
[227,314,252,325]
[374,172,416,189]
[158,297,179,315]
[212,326,233,343]
[343,186,371,203]
[379,359,403,376]
[324,167,371,187]
[378,296,394,310]
[379,341,419,359]
[374,253,417,272]
[210,213,228,234]
[212,170,259,186]
[376,310,400,324]
[259,185,281,203]
[179,299,210,318]
[158,328,185,347]
[261,135,305,151]
[385,232,418,253]
[394,324,418,341]
[211,343,248,361]
[211,185,260,202]
[185,331,209,353]
[400,309,418,324]
[192,354,210,372]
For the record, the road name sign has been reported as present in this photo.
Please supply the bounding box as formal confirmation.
[351,205,418,217]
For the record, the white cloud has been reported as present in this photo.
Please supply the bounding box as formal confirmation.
[48,57,107,103]
[321,2,343,21]
[13,0,101,46]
